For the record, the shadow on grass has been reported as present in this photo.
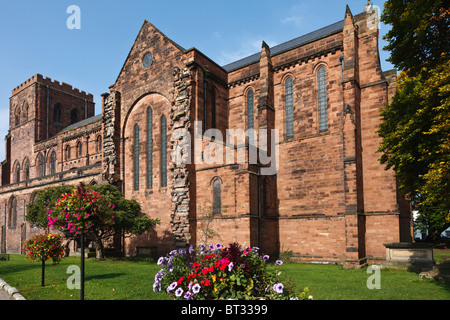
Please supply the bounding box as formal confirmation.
[85,273,126,281]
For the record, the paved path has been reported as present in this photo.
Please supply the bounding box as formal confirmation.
[0,289,12,300]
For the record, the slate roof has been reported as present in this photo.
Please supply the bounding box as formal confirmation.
[222,20,345,72]
[59,114,102,133]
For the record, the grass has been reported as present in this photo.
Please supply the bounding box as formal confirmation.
[0,254,449,300]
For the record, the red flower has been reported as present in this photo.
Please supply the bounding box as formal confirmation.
[177,277,184,285]
[202,268,208,275]
[208,266,214,273]
[201,280,211,286]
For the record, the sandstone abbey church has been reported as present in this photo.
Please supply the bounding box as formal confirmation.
[0,3,412,267]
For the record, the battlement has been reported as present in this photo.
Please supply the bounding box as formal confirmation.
[12,73,93,100]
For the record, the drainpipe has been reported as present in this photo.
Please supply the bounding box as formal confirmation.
[257,167,261,253]
[46,85,49,140]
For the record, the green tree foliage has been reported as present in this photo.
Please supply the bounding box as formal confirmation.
[378,0,450,241]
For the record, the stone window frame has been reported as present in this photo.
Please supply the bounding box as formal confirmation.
[244,86,256,146]
[146,107,153,189]
[210,176,222,215]
[22,101,29,122]
[133,123,140,191]
[8,195,17,229]
[65,144,71,160]
[96,135,102,153]
[49,150,57,175]
[37,153,45,177]
[12,160,20,183]
[70,108,79,125]
[160,115,167,188]
[53,103,62,124]
[77,140,83,158]
[315,63,329,132]
[23,157,30,181]
[14,105,21,127]
[283,74,295,140]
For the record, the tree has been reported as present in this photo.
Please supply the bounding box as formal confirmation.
[378,0,450,241]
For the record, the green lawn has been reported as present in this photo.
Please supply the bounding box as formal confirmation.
[0,254,449,300]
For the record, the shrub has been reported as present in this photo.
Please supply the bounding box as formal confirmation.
[153,242,312,300]
[23,233,65,265]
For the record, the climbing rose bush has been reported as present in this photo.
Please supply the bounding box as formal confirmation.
[153,242,312,300]
[23,233,65,265]
[46,183,115,235]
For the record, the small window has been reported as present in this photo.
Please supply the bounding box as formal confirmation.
[53,103,62,123]
[318,67,328,131]
[134,124,140,190]
[77,141,83,157]
[24,160,30,180]
[9,197,17,228]
[70,109,79,124]
[160,116,167,187]
[213,179,221,215]
[66,145,71,160]
[38,154,45,177]
[23,102,29,122]
[15,107,21,126]
[50,152,56,175]
[15,163,20,183]
[96,135,102,153]
[285,77,294,138]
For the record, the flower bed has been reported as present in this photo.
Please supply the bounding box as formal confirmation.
[153,242,312,300]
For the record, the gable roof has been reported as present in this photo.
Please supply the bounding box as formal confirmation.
[59,114,102,134]
[112,20,186,86]
[222,20,344,72]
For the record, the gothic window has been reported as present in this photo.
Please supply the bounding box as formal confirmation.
[23,102,29,121]
[50,151,56,175]
[285,77,294,139]
[15,163,20,183]
[247,89,255,144]
[53,103,62,123]
[66,145,71,160]
[70,109,79,124]
[133,124,140,191]
[96,135,102,153]
[318,66,328,131]
[9,196,17,228]
[147,108,153,189]
[38,153,45,177]
[160,116,167,188]
[24,160,30,180]
[15,107,21,126]
[213,178,221,215]
[77,141,83,157]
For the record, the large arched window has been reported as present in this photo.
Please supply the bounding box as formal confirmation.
[133,124,140,191]
[317,66,328,131]
[9,196,17,228]
[160,116,167,188]
[53,103,62,123]
[212,178,221,215]
[285,77,294,139]
[146,108,153,189]
[50,151,56,175]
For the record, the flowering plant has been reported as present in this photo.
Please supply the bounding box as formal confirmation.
[46,183,115,235]
[23,233,65,265]
[153,242,312,300]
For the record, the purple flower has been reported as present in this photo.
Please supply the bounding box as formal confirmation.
[184,291,193,300]
[263,255,269,261]
[192,283,201,294]
[228,262,234,272]
[153,281,161,292]
[167,282,177,292]
[215,243,223,250]
[157,257,166,265]
[273,283,284,294]
[175,287,184,297]
[209,244,215,250]
[276,260,283,265]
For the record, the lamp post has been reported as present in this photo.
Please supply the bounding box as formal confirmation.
[80,232,85,300]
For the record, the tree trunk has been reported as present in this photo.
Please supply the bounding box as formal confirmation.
[95,239,105,260]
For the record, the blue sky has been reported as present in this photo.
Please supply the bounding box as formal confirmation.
[0,0,392,161]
